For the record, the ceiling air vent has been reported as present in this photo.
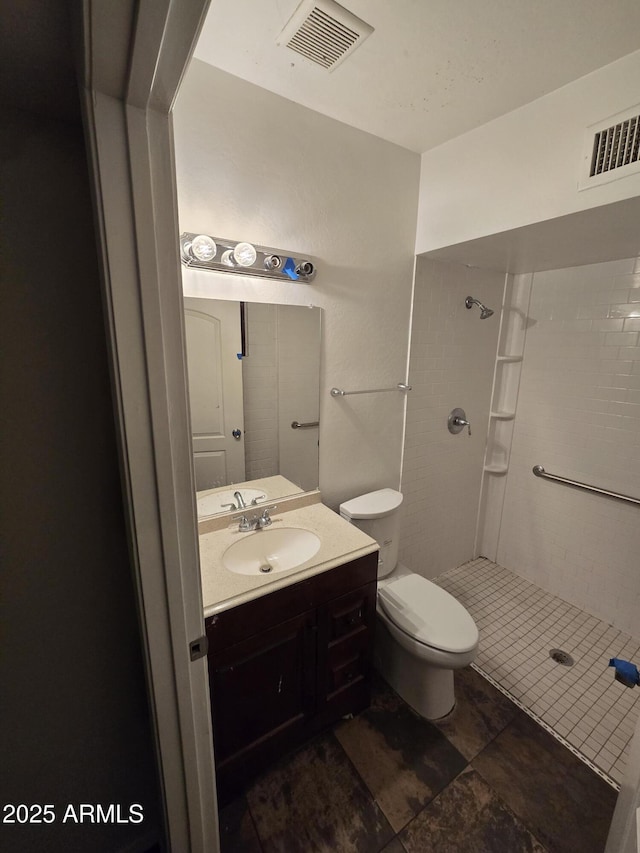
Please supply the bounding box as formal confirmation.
[579,104,640,190]
[277,0,373,72]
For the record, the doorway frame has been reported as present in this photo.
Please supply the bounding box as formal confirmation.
[78,2,218,850]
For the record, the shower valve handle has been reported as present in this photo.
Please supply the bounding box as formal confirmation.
[455,417,471,436]
[448,408,471,436]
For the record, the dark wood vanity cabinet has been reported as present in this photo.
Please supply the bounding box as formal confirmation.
[205,551,378,802]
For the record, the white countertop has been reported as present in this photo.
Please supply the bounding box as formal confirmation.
[199,500,378,617]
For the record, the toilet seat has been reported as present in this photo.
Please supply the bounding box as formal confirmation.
[378,574,478,654]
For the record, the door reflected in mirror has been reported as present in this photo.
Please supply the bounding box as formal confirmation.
[183,298,321,517]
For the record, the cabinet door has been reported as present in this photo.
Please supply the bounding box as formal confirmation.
[209,610,316,764]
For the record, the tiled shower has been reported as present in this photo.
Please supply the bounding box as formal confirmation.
[401,254,640,786]
[494,258,640,637]
[437,558,640,786]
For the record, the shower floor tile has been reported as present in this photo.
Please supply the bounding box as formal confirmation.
[435,557,640,787]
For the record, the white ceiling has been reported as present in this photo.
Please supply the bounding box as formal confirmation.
[195,0,640,153]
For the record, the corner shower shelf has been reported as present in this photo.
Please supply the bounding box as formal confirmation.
[476,273,533,563]
[484,464,509,474]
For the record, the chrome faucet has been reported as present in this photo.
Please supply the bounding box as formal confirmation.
[222,491,265,511]
[237,506,277,532]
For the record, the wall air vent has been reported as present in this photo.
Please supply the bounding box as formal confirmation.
[277,0,373,72]
[579,104,640,190]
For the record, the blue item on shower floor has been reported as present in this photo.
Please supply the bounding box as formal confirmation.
[609,658,640,688]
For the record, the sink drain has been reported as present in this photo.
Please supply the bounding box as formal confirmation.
[550,648,574,666]
[259,564,273,573]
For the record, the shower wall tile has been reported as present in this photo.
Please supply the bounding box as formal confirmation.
[400,258,504,577]
[495,256,640,637]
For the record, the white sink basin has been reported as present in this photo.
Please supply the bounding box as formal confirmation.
[197,488,266,518]
[223,527,321,576]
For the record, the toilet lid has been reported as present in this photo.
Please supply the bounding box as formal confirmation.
[378,575,478,653]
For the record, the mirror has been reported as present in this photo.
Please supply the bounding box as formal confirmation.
[183,298,321,517]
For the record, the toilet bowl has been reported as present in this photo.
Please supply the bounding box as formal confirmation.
[376,570,478,719]
[339,489,479,720]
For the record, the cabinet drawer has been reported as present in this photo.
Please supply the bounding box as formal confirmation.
[325,620,373,699]
[328,588,369,643]
[324,582,377,646]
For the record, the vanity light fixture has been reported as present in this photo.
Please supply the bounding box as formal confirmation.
[179,232,317,283]
[182,234,217,263]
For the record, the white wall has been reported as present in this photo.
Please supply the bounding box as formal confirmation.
[416,50,640,254]
[495,256,640,637]
[400,258,504,577]
[174,61,420,508]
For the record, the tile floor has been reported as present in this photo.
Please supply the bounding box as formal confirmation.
[435,557,640,787]
[218,670,617,853]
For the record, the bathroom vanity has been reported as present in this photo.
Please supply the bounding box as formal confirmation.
[198,497,379,802]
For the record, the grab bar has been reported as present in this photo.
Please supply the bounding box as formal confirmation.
[330,383,412,397]
[291,420,319,429]
[532,465,640,507]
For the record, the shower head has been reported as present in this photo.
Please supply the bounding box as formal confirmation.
[465,296,494,319]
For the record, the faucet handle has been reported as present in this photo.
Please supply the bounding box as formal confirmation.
[250,494,266,506]
[236,515,252,531]
[258,505,277,527]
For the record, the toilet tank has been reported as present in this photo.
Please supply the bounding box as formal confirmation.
[339,489,403,578]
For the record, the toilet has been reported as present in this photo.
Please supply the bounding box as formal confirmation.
[340,488,479,720]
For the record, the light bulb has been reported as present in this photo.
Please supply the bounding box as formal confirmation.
[232,242,257,267]
[190,234,217,262]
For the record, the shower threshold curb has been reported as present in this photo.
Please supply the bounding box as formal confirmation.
[470,662,619,791]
